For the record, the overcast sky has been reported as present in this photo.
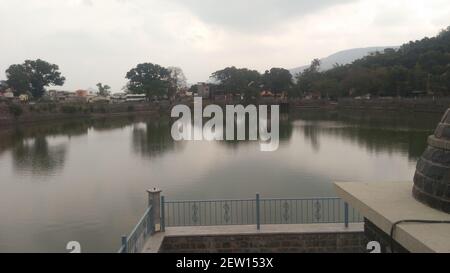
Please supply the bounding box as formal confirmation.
[0,0,449,91]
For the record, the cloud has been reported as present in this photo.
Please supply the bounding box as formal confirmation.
[168,0,354,32]
[0,0,448,91]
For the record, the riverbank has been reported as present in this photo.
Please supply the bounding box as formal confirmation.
[0,102,163,128]
[1,97,448,128]
[290,97,450,113]
[336,97,450,113]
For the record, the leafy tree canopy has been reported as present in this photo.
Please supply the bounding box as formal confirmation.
[96,83,111,97]
[211,66,261,94]
[263,68,293,94]
[295,26,450,98]
[6,59,65,98]
[125,63,170,98]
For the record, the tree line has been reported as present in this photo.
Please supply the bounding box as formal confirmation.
[210,26,450,100]
[0,61,188,100]
[2,26,449,100]
[296,26,450,98]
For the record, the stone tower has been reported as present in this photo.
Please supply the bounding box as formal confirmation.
[413,109,450,213]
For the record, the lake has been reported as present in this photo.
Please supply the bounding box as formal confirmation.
[0,110,441,252]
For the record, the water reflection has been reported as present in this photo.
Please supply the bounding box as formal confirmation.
[132,120,177,158]
[0,111,438,176]
[0,110,443,252]
[295,110,439,161]
[211,114,294,149]
[12,136,67,175]
[0,117,160,175]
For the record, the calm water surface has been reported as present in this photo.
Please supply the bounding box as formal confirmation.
[0,110,441,252]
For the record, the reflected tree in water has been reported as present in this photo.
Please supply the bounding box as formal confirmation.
[302,123,321,152]
[220,114,293,150]
[296,110,439,161]
[132,121,176,158]
[12,136,67,175]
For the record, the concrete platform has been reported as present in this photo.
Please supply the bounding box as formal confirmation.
[335,181,450,253]
[142,223,364,253]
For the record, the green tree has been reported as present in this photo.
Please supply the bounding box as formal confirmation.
[6,59,65,98]
[295,59,323,96]
[167,67,188,99]
[96,83,111,97]
[293,26,450,98]
[125,63,170,98]
[211,66,261,98]
[263,68,293,94]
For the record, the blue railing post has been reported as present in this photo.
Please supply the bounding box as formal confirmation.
[161,196,166,232]
[344,202,349,228]
[121,235,128,253]
[256,193,261,230]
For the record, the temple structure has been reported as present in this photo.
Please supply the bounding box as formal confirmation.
[335,109,450,253]
[413,109,450,213]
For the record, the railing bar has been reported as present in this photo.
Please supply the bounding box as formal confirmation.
[251,200,253,225]
[209,201,212,226]
[306,200,309,223]
[189,202,192,226]
[233,201,236,225]
[332,200,336,223]
[202,202,205,226]
[303,200,306,224]
[184,202,186,226]
[338,200,341,222]
[230,201,236,225]
[164,197,341,204]
[164,202,171,224]
[274,200,276,224]
[328,199,330,222]
[246,200,249,225]
[178,203,180,227]
[269,200,272,224]
[241,200,244,225]
[127,206,152,242]
[165,198,256,203]
[260,197,341,201]
[294,200,296,223]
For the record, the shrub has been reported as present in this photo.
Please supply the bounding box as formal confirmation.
[48,103,57,113]
[9,104,23,117]
[61,105,78,114]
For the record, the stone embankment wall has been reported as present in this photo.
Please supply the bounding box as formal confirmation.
[0,102,163,127]
[159,232,366,253]
[338,98,450,113]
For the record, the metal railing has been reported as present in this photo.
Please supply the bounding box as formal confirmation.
[118,205,155,253]
[162,195,363,229]
[118,192,363,253]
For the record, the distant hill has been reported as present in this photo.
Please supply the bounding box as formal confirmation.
[290,46,399,76]
[293,26,450,98]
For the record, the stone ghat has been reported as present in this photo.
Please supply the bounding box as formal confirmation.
[0,102,162,127]
[159,233,366,253]
[142,224,366,253]
[338,98,450,113]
